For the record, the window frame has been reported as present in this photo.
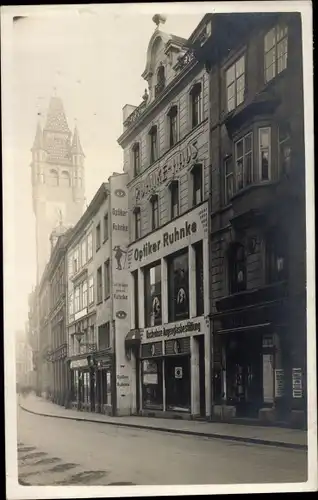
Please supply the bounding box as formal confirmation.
[264,24,288,83]
[170,181,179,220]
[82,280,88,309]
[87,232,93,261]
[224,156,234,204]
[167,105,178,148]
[149,125,158,164]
[81,239,87,266]
[225,54,245,112]
[191,164,203,206]
[104,260,110,299]
[190,83,203,129]
[229,243,247,294]
[144,262,162,328]
[132,142,141,177]
[258,127,272,181]
[96,223,101,252]
[103,213,109,243]
[88,275,94,305]
[167,249,190,323]
[151,194,159,231]
[96,266,103,304]
[234,131,253,192]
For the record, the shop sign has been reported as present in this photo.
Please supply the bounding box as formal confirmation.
[116,374,130,388]
[292,368,303,398]
[127,203,208,269]
[275,369,284,398]
[175,367,183,379]
[134,140,199,202]
[70,358,88,369]
[145,320,201,340]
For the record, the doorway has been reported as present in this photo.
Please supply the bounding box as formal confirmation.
[165,355,191,411]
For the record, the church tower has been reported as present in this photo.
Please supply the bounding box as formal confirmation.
[31,95,85,283]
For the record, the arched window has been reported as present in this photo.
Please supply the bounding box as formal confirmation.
[228,243,246,294]
[60,171,70,187]
[155,63,165,97]
[49,169,58,186]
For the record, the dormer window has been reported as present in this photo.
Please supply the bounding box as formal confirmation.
[190,83,202,128]
[149,125,158,164]
[150,194,159,230]
[168,106,178,148]
[155,63,165,98]
[132,143,141,177]
[170,181,179,219]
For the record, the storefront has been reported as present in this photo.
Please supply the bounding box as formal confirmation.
[70,357,94,412]
[93,352,114,416]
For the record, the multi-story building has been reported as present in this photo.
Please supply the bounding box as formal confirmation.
[192,12,306,426]
[66,176,131,416]
[15,329,34,389]
[37,264,51,397]
[118,18,212,419]
[27,288,40,394]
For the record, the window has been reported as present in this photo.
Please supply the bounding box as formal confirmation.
[151,195,159,230]
[168,106,178,147]
[104,260,110,298]
[98,322,110,350]
[226,55,245,112]
[68,253,74,278]
[191,164,202,206]
[132,270,139,328]
[155,64,165,97]
[278,124,291,176]
[87,232,93,260]
[60,171,70,187]
[88,276,94,304]
[190,83,202,128]
[170,181,179,219]
[103,213,109,242]
[69,293,74,316]
[265,231,288,284]
[96,223,101,251]
[194,241,204,316]
[134,208,141,240]
[81,240,87,266]
[224,156,234,204]
[142,359,163,409]
[264,24,288,83]
[73,247,79,274]
[133,143,140,176]
[168,250,189,322]
[97,266,103,303]
[235,132,252,191]
[258,127,271,181]
[49,169,59,186]
[229,243,246,294]
[82,280,88,308]
[149,126,158,163]
[74,286,80,313]
[144,262,162,327]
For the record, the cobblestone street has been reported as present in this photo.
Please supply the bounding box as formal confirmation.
[17,405,307,486]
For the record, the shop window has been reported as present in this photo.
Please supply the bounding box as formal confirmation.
[165,354,191,411]
[170,181,179,219]
[142,359,163,409]
[134,207,141,240]
[190,82,202,128]
[235,132,253,191]
[104,260,110,298]
[150,194,159,230]
[96,223,101,251]
[98,322,110,350]
[259,127,271,181]
[226,55,245,112]
[132,142,141,177]
[229,243,246,294]
[132,270,139,329]
[224,156,234,204]
[168,250,189,322]
[265,231,288,284]
[168,105,178,148]
[87,232,93,260]
[194,241,204,316]
[264,24,288,83]
[103,213,109,242]
[278,124,291,177]
[97,266,103,303]
[144,262,162,327]
[191,164,202,206]
[149,125,158,164]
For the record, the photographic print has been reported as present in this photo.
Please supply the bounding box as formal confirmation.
[2,2,316,499]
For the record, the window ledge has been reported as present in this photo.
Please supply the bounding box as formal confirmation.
[96,300,103,306]
[104,295,110,301]
[230,180,277,202]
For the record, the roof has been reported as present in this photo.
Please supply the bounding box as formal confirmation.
[44,96,71,134]
[32,121,44,151]
[71,125,85,156]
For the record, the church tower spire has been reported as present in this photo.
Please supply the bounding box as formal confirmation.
[31,94,85,284]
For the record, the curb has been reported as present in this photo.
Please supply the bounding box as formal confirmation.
[19,403,307,451]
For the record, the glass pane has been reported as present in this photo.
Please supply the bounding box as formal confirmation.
[245,152,252,185]
[226,173,234,201]
[236,139,244,159]
[277,24,288,41]
[236,158,244,190]
[261,151,269,180]
[236,56,245,77]
[259,128,270,148]
[277,39,288,73]
[264,28,276,52]
[227,96,235,112]
[236,89,244,106]
[226,64,235,86]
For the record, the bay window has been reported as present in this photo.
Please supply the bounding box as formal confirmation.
[144,262,162,327]
[264,24,288,83]
[259,127,271,181]
[226,55,245,112]
[235,132,252,191]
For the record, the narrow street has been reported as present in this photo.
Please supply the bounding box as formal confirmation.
[17,406,307,486]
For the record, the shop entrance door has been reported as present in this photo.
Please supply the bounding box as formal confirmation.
[165,355,191,411]
[226,333,262,418]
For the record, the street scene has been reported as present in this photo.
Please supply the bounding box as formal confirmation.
[4,2,315,496]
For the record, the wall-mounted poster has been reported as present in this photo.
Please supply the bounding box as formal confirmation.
[292,368,303,398]
[275,369,284,398]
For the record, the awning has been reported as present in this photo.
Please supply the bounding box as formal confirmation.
[125,329,141,346]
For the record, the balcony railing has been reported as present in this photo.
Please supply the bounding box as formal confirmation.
[154,79,166,98]
[174,49,195,72]
[123,100,147,129]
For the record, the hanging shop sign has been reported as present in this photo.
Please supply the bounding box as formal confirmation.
[175,367,183,379]
[134,140,199,202]
[292,368,303,398]
[70,358,89,369]
[275,369,284,398]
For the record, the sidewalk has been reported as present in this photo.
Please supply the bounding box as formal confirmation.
[19,393,307,450]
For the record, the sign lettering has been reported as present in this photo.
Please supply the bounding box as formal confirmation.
[146,321,201,339]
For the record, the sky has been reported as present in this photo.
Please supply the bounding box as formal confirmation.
[9,5,204,332]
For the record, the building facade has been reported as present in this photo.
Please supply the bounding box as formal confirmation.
[31,95,85,284]
[193,13,306,426]
[118,20,212,418]
[15,329,34,390]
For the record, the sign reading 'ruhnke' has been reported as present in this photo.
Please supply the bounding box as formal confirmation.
[134,220,197,262]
